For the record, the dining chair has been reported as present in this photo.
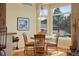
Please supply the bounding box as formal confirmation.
[22,32,34,55]
[0,26,7,56]
[51,32,59,52]
[34,34,48,56]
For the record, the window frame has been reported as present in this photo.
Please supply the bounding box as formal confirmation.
[52,5,71,37]
[39,8,48,33]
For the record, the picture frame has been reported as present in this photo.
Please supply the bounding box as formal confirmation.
[17,17,29,31]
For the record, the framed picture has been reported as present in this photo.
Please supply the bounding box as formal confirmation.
[17,17,29,31]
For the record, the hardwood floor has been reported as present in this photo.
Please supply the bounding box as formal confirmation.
[12,47,67,56]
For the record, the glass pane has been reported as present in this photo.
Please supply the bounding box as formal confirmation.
[59,14,71,37]
[53,13,71,37]
[52,5,71,37]
[60,5,71,13]
[53,15,60,34]
[40,17,47,33]
[40,8,48,16]
[39,8,47,33]
[52,5,71,14]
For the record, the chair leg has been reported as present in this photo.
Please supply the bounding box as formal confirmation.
[24,50,26,55]
[2,50,6,56]
[0,50,6,56]
[24,47,28,55]
[0,51,2,56]
[34,49,36,56]
[56,47,58,53]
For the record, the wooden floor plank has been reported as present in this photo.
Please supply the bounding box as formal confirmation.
[12,47,67,56]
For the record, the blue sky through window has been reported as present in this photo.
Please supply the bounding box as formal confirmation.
[60,5,71,13]
[40,8,48,16]
[52,5,71,14]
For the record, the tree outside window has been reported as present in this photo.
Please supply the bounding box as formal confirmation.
[52,5,71,37]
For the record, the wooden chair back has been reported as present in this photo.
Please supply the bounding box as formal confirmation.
[34,34,45,55]
[22,33,28,45]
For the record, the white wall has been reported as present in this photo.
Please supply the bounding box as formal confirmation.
[6,3,36,48]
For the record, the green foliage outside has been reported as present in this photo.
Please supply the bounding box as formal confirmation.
[53,8,71,34]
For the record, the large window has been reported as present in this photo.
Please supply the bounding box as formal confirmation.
[39,8,48,33]
[52,5,71,37]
